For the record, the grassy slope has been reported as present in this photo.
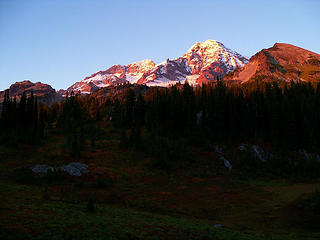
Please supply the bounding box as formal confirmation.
[0,122,319,240]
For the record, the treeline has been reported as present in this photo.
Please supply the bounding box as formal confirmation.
[114,81,320,151]
[110,81,320,174]
[0,91,101,155]
[1,81,320,160]
[54,93,102,159]
[0,90,45,144]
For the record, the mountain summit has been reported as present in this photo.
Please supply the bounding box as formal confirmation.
[184,40,248,74]
[68,40,248,93]
[182,40,249,84]
[137,40,248,86]
[225,43,320,83]
[0,80,58,105]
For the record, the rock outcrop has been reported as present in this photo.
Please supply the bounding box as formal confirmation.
[0,80,59,105]
[31,162,89,177]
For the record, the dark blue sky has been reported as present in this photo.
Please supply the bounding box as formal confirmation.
[1,0,319,90]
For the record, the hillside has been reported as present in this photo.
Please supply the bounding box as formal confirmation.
[225,43,320,83]
[0,80,60,105]
[1,80,320,239]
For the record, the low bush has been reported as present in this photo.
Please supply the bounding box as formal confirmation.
[93,176,116,189]
[143,135,189,170]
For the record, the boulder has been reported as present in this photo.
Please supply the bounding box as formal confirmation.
[252,145,269,163]
[239,144,270,163]
[32,164,54,174]
[60,162,89,177]
[220,156,232,171]
[299,149,320,163]
[238,143,249,151]
[215,145,223,154]
[196,111,203,126]
[68,162,89,174]
[214,223,223,228]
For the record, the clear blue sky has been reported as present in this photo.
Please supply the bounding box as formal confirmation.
[1,0,319,91]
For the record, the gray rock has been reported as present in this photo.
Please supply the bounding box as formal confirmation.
[299,149,311,160]
[299,149,320,163]
[238,143,249,151]
[287,157,297,167]
[32,164,54,174]
[215,145,223,154]
[239,144,271,163]
[60,165,81,176]
[252,145,268,163]
[68,162,89,174]
[220,155,232,171]
[214,223,223,228]
[60,162,89,176]
[32,162,89,177]
[196,111,203,126]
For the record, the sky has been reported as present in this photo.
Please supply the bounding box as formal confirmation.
[0,0,319,91]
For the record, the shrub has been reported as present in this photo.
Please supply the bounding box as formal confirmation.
[93,176,115,189]
[294,154,320,181]
[234,150,263,176]
[15,166,37,184]
[42,186,50,200]
[266,152,293,177]
[119,129,129,149]
[86,198,95,213]
[143,135,189,169]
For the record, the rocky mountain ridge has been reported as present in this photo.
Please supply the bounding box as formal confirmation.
[68,40,249,93]
[2,42,320,100]
[67,59,155,93]
[0,80,59,105]
[225,43,320,83]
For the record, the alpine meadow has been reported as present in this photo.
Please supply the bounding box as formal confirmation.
[1,1,320,239]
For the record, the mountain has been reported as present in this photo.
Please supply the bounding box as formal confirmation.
[224,43,320,83]
[67,60,155,93]
[67,40,248,93]
[0,80,59,105]
[138,40,248,86]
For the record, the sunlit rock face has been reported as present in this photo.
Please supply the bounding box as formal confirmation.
[0,80,58,105]
[139,40,248,86]
[224,43,320,83]
[68,60,155,94]
[67,40,248,93]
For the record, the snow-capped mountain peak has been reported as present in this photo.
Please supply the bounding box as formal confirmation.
[138,40,249,86]
[187,39,223,51]
[67,40,248,93]
[184,39,249,74]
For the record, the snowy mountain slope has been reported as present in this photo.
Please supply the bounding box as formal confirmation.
[67,40,248,93]
[67,60,155,93]
[139,40,249,86]
[183,40,248,74]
